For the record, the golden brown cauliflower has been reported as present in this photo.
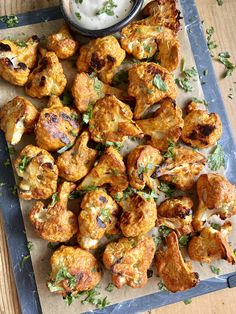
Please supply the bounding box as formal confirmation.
[47,24,79,59]
[77,189,120,250]
[119,192,157,237]
[14,144,58,200]
[56,131,97,182]
[188,222,235,264]
[25,51,67,98]
[0,96,39,145]
[193,174,236,231]
[181,102,222,148]
[48,245,101,296]
[155,231,199,292]
[0,35,39,86]
[71,72,132,113]
[153,146,206,191]
[156,197,193,236]
[89,95,143,143]
[103,235,155,288]
[127,145,162,190]
[128,62,177,119]
[136,98,184,151]
[78,146,128,194]
[29,182,78,242]
[35,96,81,152]
[76,35,125,84]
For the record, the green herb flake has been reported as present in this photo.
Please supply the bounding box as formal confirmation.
[27,241,33,252]
[61,91,73,106]
[15,40,27,47]
[183,66,198,78]
[159,182,175,197]
[50,192,59,207]
[19,155,30,171]
[157,280,168,291]
[80,185,97,193]
[105,283,115,292]
[207,144,225,170]
[55,267,77,288]
[20,255,30,269]
[75,0,83,3]
[152,234,163,248]
[159,225,171,237]
[57,142,73,154]
[75,12,82,20]
[217,0,224,5]
[99,207,110,222]
[105,141,123,151]
[184,299,192,305]
[206,27,218,56]
[96,0,118,16]
[210,223,220,230]
[163,139,175,159]
[217,52,236,77]
[153,74,168,92]
[82,103,93,124]
[181,58,186,72]
[192,97,208,106]
[179,235,189,247]
[210,265,220,275]
[0,15,19,28]
[47,242,58,250]
[3,158,10,167]
[8,146,16,155]
[234,249,236,257]
[175,77,193,92]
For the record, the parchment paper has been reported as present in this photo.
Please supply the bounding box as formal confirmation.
[0,1,235,313]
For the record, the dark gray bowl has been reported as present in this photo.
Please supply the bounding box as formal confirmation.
[60,0,144,38]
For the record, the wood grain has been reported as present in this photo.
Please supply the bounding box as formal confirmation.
[0,0,236,314]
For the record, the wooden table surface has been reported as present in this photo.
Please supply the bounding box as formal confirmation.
[0,0,236,313]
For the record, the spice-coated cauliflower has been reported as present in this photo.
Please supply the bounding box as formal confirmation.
[0,96,39,145]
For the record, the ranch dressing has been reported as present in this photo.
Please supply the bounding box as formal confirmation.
[70,0,134,30]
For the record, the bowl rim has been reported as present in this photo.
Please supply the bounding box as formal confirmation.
[60,0,144,37]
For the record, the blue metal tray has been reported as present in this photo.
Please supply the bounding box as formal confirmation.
[0,1,236,313]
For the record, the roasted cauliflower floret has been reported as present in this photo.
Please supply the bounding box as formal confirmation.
[155,231,199,292]
[119,192,157,237]
[14,144,58,200]
[188,222,235,264]
[127,145,162,190]
[71,72,131,113]
[0,35,39,86]
[78,146,128,194]
[181,102,222,148]
[25,51,67,98]
[56,131,97,182]
[136,98,184,151]
[76,35,125,84]
[29,182,78,242]
[48,245,101,296]
[89,95,143,143]
[77,189,120,250]
[35,96,81,152]
[47,24,79,59]
[103,236,155,288]
[153,146,206,191]
[0,96,39,145]
[128,62,177,119]
[155,38,180,72]
[193,174,236,231]
[156,197,193,236]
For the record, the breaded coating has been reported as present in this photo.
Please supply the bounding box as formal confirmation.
[47,24,79,59]
[76,35,125,84]
[77,189,120,250]
[35,96,81,152]
[127,145,162,190]
[103,236,155,288]
[56,131,97,182]
[29,182,78,242]
[128,63,177,119]
[48,245,101,296]
[71,72,131,113]
[155,231,199,292]
[156,197,193,236]
[136,98,184,151]
[181,102,222,148]
[25,51,67,98]
[188,222,235,264]
[193,174,236,231]
[119,192,157,237]
[78,146,128,194]
[0,96,39,145]
[89,95,143,143]
[0,35,39,86]
[153,146,206,191]
[14,144,58,200]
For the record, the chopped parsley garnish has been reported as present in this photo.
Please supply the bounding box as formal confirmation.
[96,0,118,16]
[206,27,217,56]
[61,91,73,106]
[152,234,163,248]
[217,0,224,5]
[82,103,93,124]
[105,283,115,292]
[144,44,152,53]
[217,52,236,77]
[139,189,159,201]
[57,142,73,154]
[48,267,77,294]
[210,265,220,275]
[75,0,83,3]
[105,141,123,151]
[207,144,225,170]
[175,77,193,92]
[184,299,192,305]
[159,182,175,197]
[99,207,110,222]
[27,241,33,252]
[175,65,198,92]
[20,255,30,269]
[15,40,27,47]
[75,12,82,20]
[69,190,81,199]
[8,146,16,155]
[49,192,59,207]
[80,185,97,193]
[93,76,103,94]
[210,223,220,230]
[153,74,168,92]
[3,159,10,167]
[163,140,175,159]
[0,15,19,28]
[158,225,171,237]
[157,280,168,291]
[183,67,198,78]
[19,155,30,171]
[179,235,189,247]
[192,97,208,106]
